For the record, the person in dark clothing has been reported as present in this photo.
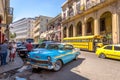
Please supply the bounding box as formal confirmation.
[26,42,33,53]
[0,40,8,65]
[0,43,2,66]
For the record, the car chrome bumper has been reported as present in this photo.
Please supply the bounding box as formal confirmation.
[26,60,55,70]
[31,64,54,70]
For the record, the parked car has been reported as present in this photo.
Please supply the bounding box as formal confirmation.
[17,41,55,58]
[17,43,40,58]
[27,43,80,71]
[16,41,23,47]
[96,44,120,60]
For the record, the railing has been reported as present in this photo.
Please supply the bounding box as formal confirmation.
[62,0,106,21]
[7,7,13,15]
[86,0,105,10]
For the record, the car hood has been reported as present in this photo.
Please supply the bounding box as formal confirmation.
[29,48,67,60]
[31,48,66,55]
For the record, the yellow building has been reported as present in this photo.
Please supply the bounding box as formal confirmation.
[0,0,13,42]
[33,16,52,43]
[33,17,40,43]
[61,0,119,44]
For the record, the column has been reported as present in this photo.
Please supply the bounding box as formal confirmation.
[66,27,69,37]
[61,27,64,41]
[73,26,76,37]
[82,22,86,36]
[94,18,100,35]
[112,13,120,44]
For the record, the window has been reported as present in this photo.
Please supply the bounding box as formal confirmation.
[100,18,105,31]
[104,46,112,50]
[114,46,120,51]
[39,43,46,48]
[87,22,92,33]
[46,19,48,23]
[41,18,43,21]
[64,45,73,50]
[47,44,59,49]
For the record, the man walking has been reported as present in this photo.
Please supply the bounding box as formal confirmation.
[0,40,8,65]
[26,42,33,53]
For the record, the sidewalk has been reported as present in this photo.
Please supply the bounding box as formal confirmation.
[0,52,24,74]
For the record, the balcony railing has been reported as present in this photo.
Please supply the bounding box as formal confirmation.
[62,0,107,21]
[7,7,13,15]
[86,0,105,10]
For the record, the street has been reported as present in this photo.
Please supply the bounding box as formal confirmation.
[1,51,120,80]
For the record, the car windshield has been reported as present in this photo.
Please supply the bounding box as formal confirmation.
[47,44,60,50]
[38,43,46,48]
[32,44,39,49]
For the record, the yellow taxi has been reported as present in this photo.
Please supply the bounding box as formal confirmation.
[96,44,120,60]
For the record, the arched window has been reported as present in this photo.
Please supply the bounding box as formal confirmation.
[69,25,73,37]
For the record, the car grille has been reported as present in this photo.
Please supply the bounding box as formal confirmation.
[29,58,49,64]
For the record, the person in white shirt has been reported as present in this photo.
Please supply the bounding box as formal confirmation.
[9,41,17,62]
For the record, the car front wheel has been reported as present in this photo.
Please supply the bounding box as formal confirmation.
[99,53,106,59]
[74,54,79,60]
[53,60,62,71]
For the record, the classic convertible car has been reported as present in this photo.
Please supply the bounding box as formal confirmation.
[27,43,80,71]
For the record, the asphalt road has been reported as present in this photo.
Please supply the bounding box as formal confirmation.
[5,51,120,80]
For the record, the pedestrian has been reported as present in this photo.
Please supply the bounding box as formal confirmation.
[0,43,2,66]
[9,41,17,62]
[0,40,8,65]
[26,42,33,53]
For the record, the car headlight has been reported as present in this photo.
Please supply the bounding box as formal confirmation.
[27,54,30,57]
[47,56,51,61]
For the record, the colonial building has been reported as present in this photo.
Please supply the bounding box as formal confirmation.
[10,18,35,42]
[33,16,52,43]
[61,0,120,44]
[46,14,62,42]
[0,0,13,42]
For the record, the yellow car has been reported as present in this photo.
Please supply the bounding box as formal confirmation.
[96,44,120,60]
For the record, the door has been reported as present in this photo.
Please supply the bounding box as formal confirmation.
[61,44,74,63]
[113,46,120,59]
[103,45,113,58]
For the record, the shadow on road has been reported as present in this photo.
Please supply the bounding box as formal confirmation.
[31,58,89,80]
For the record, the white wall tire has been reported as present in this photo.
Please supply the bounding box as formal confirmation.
[74,54,79,60]
[53,60,62,71]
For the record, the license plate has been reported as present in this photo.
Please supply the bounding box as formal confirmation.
[20,54,24,56]
[32,65,38,68]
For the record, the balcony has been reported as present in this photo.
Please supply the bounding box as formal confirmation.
[86,0,105,10]
[62,0,117,24]
[34,25,40,32]
[34,31,39,38]
[6,7,13,24]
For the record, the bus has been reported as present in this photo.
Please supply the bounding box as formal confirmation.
[63,35,106,51]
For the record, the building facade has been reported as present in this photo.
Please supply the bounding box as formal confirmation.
[0,0,13,42]
[10,18,35,42]
[61,0,120,44]
[33,16,52,43]
[46,14,62,42]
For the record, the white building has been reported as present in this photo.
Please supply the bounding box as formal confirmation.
[10,18,35,42]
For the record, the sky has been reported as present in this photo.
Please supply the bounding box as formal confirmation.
[10,0,66,22]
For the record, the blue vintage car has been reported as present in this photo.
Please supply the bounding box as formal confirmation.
[27,43,80,71]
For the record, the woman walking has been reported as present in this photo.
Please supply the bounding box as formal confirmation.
[9,41,17,62]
